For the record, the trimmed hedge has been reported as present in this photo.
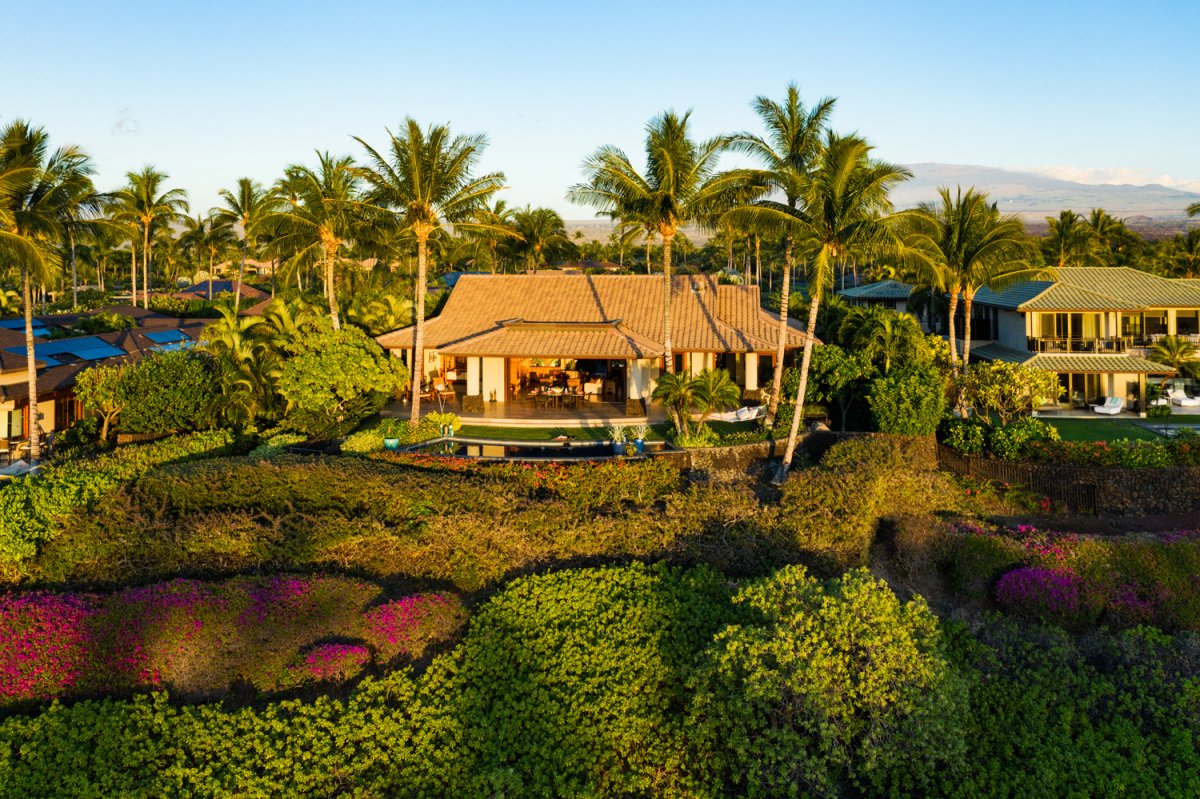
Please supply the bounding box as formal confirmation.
[0,431,239,568]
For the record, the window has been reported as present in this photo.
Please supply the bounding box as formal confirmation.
[4,408,23,439]
[1177,311,1199,336]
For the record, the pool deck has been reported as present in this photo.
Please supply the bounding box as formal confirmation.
[381,398,666,428]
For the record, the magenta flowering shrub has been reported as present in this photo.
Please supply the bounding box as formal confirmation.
[994,566,1097,627]
[0,576,466,704]
[298,643,371,681]
[363,593,467,662]
[0,593,98,701]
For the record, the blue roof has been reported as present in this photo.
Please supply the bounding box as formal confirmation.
[145,329,190,344]
[0,318,49,337]
[3,336,125,367]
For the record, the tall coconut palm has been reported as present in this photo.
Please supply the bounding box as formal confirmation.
[838,306,928,374]
[906,187,1039,372]
[214,178,281,313]
[466,199,521,273]
[569,110,747,373]
[0,120,93,464]
[263,153,368,329]
[56,168,104,307]
[1187,202,1200,217]
[111,167,189,308]
[732,133,911,482]
[727,85,835,422]
[181,213,236,298]
[513,205,571,271]
[1150,335,1200,379]
[1085,208,1134,265]
[353,119,507,423]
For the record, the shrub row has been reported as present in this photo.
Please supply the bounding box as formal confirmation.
[0,431,239,567]
[2,564,1196,798]
[942,416,1200,467]
[0,574,463,704]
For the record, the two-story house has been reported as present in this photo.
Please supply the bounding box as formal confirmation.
[966,267,1198,415]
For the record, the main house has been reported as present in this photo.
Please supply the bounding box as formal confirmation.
[377,273,810,416]
[842,268,1200,414]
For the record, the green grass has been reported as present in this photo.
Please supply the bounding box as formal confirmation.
[1045,416,1200,442]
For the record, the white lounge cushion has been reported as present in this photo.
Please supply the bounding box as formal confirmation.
[1091,396,1123,415]
[1168,389,1200,407]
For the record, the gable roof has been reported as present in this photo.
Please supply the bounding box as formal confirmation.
[975,267,1200,311]
[377,274,811,355]
[970,343,1175,374]
[837,279,914,301]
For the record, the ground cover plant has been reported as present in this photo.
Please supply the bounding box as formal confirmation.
[0,575,463,703]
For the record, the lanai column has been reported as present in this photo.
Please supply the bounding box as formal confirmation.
[744,353,759,391]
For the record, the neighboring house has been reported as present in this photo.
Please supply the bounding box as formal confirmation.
[0,311,206,462]
[966,267,1199,415]
[377,273,810,414]
[838,279,915,313]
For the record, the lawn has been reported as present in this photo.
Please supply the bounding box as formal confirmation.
[1045,416,1200,442]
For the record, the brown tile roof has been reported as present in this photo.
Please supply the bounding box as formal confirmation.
[378,274,810,355]
[0,362,91,404]
[441,321,663,358]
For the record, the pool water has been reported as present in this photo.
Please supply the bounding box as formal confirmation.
[405,437,669,461]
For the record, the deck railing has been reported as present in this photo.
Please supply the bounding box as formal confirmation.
[1027,336,1126,353]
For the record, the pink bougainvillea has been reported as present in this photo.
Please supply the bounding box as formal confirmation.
[301,643,370,680]
[995,566,1091,626]
[363,593,463,661]
[0,593,97,700]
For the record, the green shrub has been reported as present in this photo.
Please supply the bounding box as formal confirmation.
[941,418,986,455]
[674,423,720,448]
[0,431,237,567]
[867,365,946,435]
[341,413,458,454]
[690,567,968,798]
[987,416,1059,460]
[116,351,216,435]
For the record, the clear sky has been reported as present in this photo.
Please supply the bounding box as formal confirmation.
[5,0,1198,216]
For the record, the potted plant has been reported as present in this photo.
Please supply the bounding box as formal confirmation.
[607,424,626,456]
[629,424,648,455]
[381,419,404,451]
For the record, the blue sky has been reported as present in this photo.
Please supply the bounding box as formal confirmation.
[5,0,1198,215]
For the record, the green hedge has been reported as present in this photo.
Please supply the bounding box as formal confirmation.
[3,565,1196,798]
[0,431,238,568]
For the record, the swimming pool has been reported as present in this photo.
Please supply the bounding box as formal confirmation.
[403,436,671,461]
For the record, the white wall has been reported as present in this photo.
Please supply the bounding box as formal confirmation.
[997,311,1028,351]
[481,357,506,403]
[744,353,759,390]
[466,357,481,396]
[628,358,659,401]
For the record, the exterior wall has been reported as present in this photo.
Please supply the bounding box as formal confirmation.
[421,348,441,386]
[997,311,1028,351]
[481,357,506,404]
[466,357,481,396]
[628,359,659,402]
[744,353,759,391]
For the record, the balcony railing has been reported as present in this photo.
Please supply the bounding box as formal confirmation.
[1027,337,1127,353]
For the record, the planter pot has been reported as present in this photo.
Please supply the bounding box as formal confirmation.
[611,441,624,455]
[383,437,401,451]
[634,438,645,455]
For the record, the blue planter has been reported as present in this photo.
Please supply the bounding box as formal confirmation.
[634,439,645,455]
[612,441,624,455]
[383,438,401,451]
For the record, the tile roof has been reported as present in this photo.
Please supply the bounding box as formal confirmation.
[974,267,1200,311]
[441,321,663,358]
[177,280,269,300]
[971,343,1174,373]
[837,279,914,300]
[378,274,811,355]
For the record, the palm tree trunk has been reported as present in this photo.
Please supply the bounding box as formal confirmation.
[961,293,974,371]
[775,292,821,483]
[270,258,276,298]
[142,224,151,309]
[130,244,137,306]
[325,244,340,330]
[662,231,674,374]
[208,252,215,300]
[22,265,40,465]
[766,236,793,424]
[69,228,78,308]
[410,233,428,424]
[645,231,652,275]
[234,238,247,314]
[755,236,761,286]
[946,290,960,377]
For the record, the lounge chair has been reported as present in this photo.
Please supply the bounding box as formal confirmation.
[708,405,766,423]
[1090,396,1123,415]
[1168,389,1200,407]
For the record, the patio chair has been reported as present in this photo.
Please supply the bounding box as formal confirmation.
[1168,389,1200,407]
[1090,396,1124,415]
[433,382,457,403]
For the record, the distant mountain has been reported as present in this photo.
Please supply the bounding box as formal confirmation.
[896,163,1200,222]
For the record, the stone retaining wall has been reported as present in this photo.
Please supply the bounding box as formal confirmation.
[937,445,1200,515]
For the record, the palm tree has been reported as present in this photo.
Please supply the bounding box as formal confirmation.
[1150,335,1200,379]
[569,110,747,373]
[55,166,103,307]
[466,199,520,273]
[112,167,189,308]
[263,152,368,329]
[513,205,571,270]
[354,119,507,423]
[1085,208,1134,265]
[214,178,281,313]
[727,85,835,422]
[690,368,742,427]
[181,213,236,298]
[0,120,94,464]
[732,133,911,482]
[837,306,928,374]
[1187,202,1200,217]
[650,371,698,437]
[1167,228,1200,278]
[1042,209,1104,268]
[906,187,1038,372]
